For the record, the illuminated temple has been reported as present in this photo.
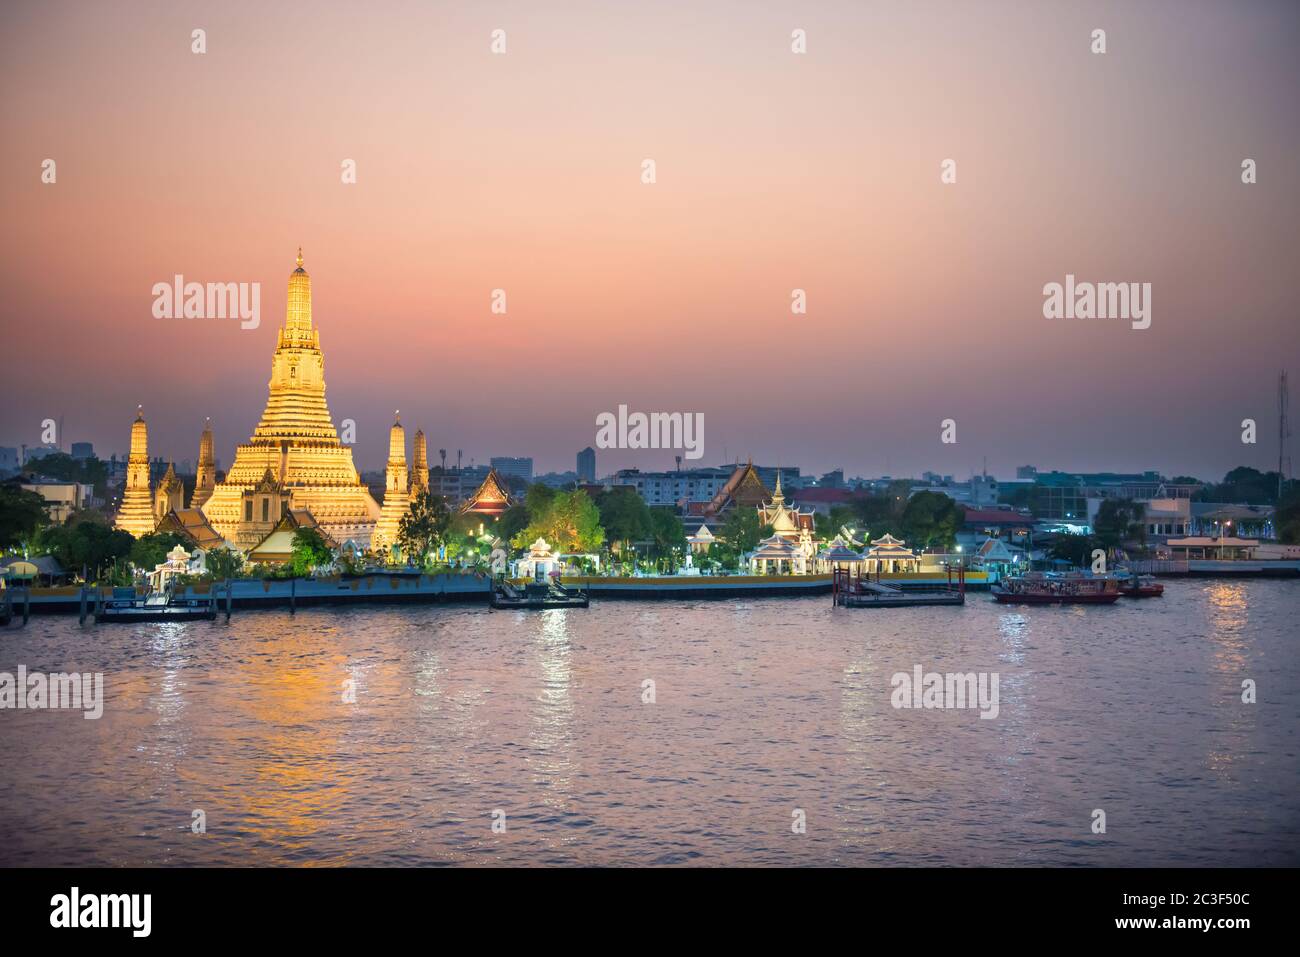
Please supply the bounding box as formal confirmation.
[113,407,157,538]
[198,251,381,549]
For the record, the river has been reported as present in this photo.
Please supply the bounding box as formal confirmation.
[1,579,1296,865]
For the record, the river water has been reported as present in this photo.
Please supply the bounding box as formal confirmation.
[1,579,1296,866]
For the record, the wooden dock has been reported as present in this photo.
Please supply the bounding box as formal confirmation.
[832,566,966,608]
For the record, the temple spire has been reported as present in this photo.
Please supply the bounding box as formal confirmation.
[296,247,304,269]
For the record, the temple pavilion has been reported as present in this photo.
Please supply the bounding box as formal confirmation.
[756,473,816,541]
[686,524,716,554]
[197,251,381,549]
[460,468,513,518]
[749,534,807,575]
[816,535,865,573]
[862,534,921,573]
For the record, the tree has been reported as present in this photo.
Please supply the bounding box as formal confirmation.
[290,527,334,575]
[1275,486,1300,544]
[900,491,963,549]
[129,532,190,572]
[593,486,650,551]
[19,452,109,500]
[1048,533,1100,568]
[397,487,454,565]
[515,490,604,553]
[647,508,686,571]
[33,517,133,581]
[1093,499,1146,552]
[815,504,859,540]
[720,506,769,554]
[496,504,531,544]
[204,547,245,580]
[0,483,50,548]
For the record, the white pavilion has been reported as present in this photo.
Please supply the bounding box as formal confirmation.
[862,533,920,574]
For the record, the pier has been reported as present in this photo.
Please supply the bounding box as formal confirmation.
[832,565,966,608]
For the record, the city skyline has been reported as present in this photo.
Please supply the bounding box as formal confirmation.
[3,0,1298,480]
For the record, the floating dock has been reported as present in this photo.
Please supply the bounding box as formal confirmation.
[832,567,966,608]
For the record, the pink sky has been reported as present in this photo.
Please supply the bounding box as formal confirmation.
[2,0,1297,479]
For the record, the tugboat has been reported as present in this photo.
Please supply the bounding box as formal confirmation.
[491,579,589,610]
[1118,573,1164,598]
[991,572,1121,605]
[97,586,217,623]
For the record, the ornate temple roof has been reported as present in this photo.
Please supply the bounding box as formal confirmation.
[156,507,228,551]
[460,468,513,516]
[247,507,337,563]
[702,459,770,516]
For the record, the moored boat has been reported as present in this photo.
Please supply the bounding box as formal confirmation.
[97,587,217,623]
[1119,574,1164,598]
[991,572,1121,605]
[491,580,589,610]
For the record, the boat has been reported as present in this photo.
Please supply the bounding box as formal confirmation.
[1119,573,1165,598]
[491,580,589,610]
[991,572,1121,605]
[97,586,217,623]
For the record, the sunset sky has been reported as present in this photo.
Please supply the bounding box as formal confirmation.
[2,0,1297,480]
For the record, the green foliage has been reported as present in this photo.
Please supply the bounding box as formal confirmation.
[204,547,245,580]
[899,491,963,549]
[1048,533,1100,568]
[290,526,334,575]
[0,483,51,548]
[1093,499,1146,552]
[129,532,190,572]
[397,488,454,564]
[592,486,650,549]
[1275,486,1300,544]
[21,452,109,499]
[1195,466,1285,505]
[514,489,604,553]
[647,508,686,571]
[32,515,133,580]
[496,504,531,544]
[719,507,770,554]
[814,504,859,539]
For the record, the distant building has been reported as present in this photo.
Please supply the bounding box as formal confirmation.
[537,470,579,488]
[1032,471,1199,522]
[1016,465,1039,480]
[612,466,732,506]
[819,469,844,489]
[577,446,596,484]
[0,447,18,473]
[491,456,533,483]
[70,442,94,460]
[22,444,60,464]
[21,478,94,523]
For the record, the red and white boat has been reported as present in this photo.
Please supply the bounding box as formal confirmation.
[991,572,1121,605]
[1119,574,1164,598]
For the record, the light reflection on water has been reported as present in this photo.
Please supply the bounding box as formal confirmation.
[0,580,1297,866]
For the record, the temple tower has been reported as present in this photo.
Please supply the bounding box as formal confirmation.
[191,418,216,508]
[198,250,381,548]
[411,429,429,493]
[154,462,184,522]
[373,413,411,555]
[114,406,157,537]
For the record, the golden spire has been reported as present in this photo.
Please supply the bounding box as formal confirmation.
[296,247,304,269]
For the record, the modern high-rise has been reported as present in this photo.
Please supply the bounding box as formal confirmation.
[576,447,596,483]
[490,456,533,483]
